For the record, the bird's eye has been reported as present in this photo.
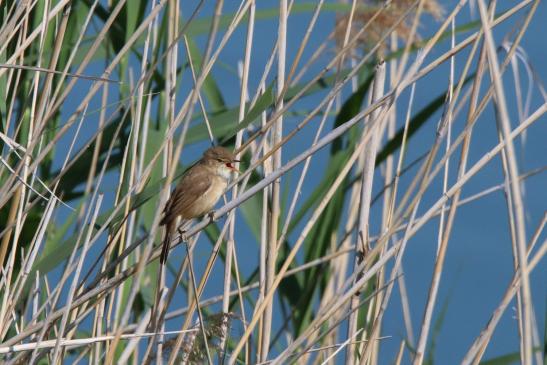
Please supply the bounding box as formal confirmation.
[226,162,233,168]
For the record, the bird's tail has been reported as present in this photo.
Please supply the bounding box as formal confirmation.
[160,221,173,264]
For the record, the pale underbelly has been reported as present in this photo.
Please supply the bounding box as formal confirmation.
[181,178,227,219]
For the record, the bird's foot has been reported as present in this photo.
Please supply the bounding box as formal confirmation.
[207,211,217,222]
[177,227,188,243]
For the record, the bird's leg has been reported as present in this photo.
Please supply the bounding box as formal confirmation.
[177,227,188,243]
[207,210,217,222]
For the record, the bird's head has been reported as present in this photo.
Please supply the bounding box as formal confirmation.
[203,146,240,179]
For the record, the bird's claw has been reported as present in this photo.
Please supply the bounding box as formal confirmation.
[177,227,188,243]
[207,211,217,222]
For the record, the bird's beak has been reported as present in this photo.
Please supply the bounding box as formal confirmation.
[227,162,240,174]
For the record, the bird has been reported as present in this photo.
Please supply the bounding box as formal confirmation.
[159,146,239,263]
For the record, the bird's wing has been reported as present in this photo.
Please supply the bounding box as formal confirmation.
[161,165,212,224]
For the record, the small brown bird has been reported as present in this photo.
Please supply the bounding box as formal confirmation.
[159,146,239,263]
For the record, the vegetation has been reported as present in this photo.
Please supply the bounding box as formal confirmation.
[0,0,544,364]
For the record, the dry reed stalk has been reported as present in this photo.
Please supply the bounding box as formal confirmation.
[0,1,544,364]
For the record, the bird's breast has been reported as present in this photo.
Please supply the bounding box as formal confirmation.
[189,176,227,217]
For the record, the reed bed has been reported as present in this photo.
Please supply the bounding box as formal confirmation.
[0,0,545,364]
